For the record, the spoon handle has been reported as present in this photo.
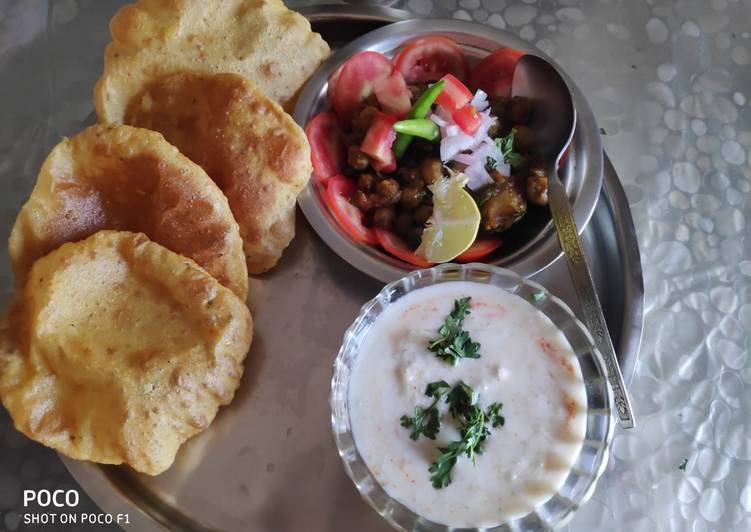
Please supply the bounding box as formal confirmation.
[547,171,635,429]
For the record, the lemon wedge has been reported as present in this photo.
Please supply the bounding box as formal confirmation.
[417,171,481,263]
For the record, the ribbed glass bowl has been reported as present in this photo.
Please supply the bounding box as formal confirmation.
[330,263,615,531]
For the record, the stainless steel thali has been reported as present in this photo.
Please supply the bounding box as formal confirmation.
[62,6,644,531]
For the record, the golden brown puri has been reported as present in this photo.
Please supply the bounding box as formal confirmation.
[94,0,330,122]
[125,72,312,273]
[9,124,248,299]
[0,231,253,476]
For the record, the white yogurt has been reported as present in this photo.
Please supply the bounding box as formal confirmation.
[349,281,587,528]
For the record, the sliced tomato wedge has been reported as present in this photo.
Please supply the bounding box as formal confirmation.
[455,236,503,262]
[327,64,344,103]
[325,175,377,245]
[372,154,396,174]
[434,73,473,112]
[452,104,482,135]
[394,36,468,84]
[374,228,433,268]
[305,112,345,185]
[333,51,394,125]
[485,76,513,99]
[361,112,397,173]
[374,71,411,118]
[469,48,524,94]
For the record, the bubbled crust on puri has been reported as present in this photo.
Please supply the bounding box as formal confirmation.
[0,231,253,476]
[8,124,248,299]
[94,0,330,123]
[125,72,312,273]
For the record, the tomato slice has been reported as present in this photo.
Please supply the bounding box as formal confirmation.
[452,104,482,135]
[327,64,343,103]
[469,48,524,94]
[372,153,396,174]
[374,71,411,118]
[361,112,397,173]
[305,112,345,185]
[325,175,378,245]
[434,73,473,111]
[333,51,394,125]
[485,76,513,99]
[455,236,503,262]
[394,36,468,84]
[374,228,433,268]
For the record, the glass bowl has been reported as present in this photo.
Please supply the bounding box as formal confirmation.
[330,263,614,531]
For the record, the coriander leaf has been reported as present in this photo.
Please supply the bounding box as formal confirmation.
[599,127,608,135]
[526,292,544,303]
[486,402,505,428]
[446,381,479,419]
[425,380,451,399]
[679,458,688,472]
[494,129,524,167]
[429,446,458,488]
[459,408,491,463]
[428,298,481,366]
[401,381,452,440]
[402,382,510,489]
[400,404,441,441]
[485,156,498,171]
[428,382,499,487]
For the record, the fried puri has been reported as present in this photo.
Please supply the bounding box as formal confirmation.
[0,231,253,476]
[94,0,329,122]
[9,124,248,298]
[125,72,312,273]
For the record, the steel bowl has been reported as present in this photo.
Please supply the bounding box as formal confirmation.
[330,263,615,531]
[293,18,603,283]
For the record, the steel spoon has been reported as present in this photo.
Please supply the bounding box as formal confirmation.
[512,54,635,429]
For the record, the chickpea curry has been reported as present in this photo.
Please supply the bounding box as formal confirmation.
[306,37,552,266]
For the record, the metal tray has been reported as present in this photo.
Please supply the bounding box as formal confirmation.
[62,6,644,532]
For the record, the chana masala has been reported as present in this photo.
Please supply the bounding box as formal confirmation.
[306,36,552,266]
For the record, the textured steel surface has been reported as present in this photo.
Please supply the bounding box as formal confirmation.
[0,1,672,531]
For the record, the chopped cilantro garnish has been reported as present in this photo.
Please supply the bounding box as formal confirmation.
[427,382,503,488]
[494,129,524,167]
[400,380,451,441]
[428,297,481,366]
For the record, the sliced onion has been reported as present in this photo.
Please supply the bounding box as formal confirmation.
[440,132,475,161]
[452,152,476,165]
[470,89,489,112]
[437,90,503,175]
[464,160,494,190]
[429,113,449,128]
[472,110,496,143]
[445,125,461,137]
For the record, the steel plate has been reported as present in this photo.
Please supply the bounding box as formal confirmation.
[62,6,643,532]
[293,13,603,282]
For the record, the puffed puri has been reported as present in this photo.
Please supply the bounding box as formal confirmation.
[124,72,313,273]
[0,230,253,476]
[8,123,249,299]
[93,0,330,120]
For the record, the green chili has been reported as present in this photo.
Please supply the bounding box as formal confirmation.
[411,79,446,118]
[393,79,446,158]
[393,119,440,141]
